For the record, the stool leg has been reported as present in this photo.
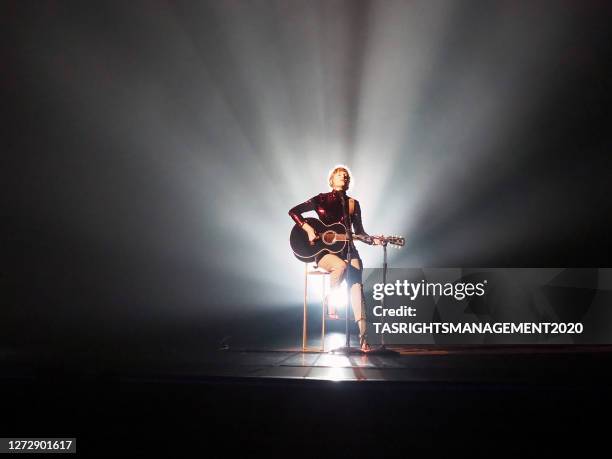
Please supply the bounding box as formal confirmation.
[321,274,325,352]
[303,263,308,351]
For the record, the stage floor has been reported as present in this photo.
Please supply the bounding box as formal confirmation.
[3,342,612,455]
[5,340,611,385]
[133,343,612,384]
[205,344,612,383]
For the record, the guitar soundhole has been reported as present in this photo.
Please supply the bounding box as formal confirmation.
[322,231,336,244]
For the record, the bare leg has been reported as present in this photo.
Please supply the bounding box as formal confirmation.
[347,259,370,351]
[318,255,369,349]
[317,254,346,318]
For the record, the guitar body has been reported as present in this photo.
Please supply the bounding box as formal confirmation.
[290,218,348,263]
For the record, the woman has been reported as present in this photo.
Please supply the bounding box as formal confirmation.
[288,165,380,351]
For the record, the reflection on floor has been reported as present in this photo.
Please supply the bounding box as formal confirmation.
[67,333,612,384]
[3,332,612,384]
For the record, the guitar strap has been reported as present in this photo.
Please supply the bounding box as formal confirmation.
[348,198,355,216]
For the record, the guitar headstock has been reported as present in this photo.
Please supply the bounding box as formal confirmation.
[386,235,405,247]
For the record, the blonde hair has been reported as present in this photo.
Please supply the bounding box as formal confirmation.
[328,165,352,190]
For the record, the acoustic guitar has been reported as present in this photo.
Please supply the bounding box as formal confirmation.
[290,217,405,262]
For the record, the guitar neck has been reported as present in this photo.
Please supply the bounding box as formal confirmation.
[337,232,404,247]
[335,233,369,243]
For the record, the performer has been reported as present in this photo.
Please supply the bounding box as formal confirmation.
[288,166,381,351]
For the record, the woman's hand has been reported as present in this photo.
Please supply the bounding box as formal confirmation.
[302,223,318,243]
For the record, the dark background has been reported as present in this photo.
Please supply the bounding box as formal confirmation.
[3,0,612,356]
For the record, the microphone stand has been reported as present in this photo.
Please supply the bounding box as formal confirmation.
[367,240,399,356]
[331,191,364,355]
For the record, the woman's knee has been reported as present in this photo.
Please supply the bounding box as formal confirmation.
[318,255,344,273]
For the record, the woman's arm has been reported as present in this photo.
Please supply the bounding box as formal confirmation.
[289,197,317,241]
[352,200,381,245]
[352,200,368,238]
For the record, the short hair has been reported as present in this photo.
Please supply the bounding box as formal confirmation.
[328,165,352,190]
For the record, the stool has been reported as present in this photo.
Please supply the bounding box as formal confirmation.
[302,262,330,352]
